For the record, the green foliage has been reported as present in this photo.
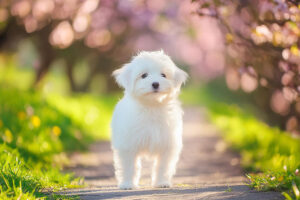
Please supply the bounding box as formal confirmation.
[0,144,81,200]
[47,93,116,141]
[0,57,118,199]
[225,185,232,192]
[0,83,116,198]
[182,82,300,199]
[209,105,300,173]
[282,182,300,200]
[0,86,89,162]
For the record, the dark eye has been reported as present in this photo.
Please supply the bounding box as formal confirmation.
[161,73,166,78]
[141,73,148,79]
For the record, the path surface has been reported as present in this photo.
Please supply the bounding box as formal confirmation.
[64,107,283,200]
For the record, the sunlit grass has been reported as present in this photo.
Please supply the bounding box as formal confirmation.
[0,86,88,199]
[0,55,34,90]
[47,93,117,141]
[0,56,117,199]
[181,82,300,200]
[0,144,82,199]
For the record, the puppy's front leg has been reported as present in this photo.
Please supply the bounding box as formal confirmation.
[113,150,140,189]
[152,150,180,188]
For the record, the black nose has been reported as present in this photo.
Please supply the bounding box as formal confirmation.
[152,82,159,89]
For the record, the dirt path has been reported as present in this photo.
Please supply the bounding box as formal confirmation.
[64,107,283,200]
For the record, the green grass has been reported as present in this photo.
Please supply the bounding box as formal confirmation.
[0,57,117,199]
[47,93,116,141]
[181,81,300,200]
[0,86,117,199]
[0,144,81,200]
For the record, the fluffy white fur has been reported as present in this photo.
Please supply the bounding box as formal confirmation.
[111,50,188,189]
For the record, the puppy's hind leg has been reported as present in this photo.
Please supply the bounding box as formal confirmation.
[152,150,180,188]
[113,150,140,189]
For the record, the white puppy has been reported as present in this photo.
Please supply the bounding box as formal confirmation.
[111,50,187,189]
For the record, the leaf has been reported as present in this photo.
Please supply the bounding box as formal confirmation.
[292,182,300,200]
[282,192,293,200]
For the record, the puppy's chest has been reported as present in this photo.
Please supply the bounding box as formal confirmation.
[135,109,177,141]
[139,109,172,129]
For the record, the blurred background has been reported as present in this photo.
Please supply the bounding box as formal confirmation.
[0,0,300,199]
[0,0,225,92]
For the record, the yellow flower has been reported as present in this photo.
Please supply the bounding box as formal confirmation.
[52,126,61,137]
[0,120,3,128]
[4,129,13,143]
[31,116,41,128]
[278,176,284,182]
[18,111,26,120]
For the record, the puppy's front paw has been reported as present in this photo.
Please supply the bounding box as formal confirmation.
[119,182,136,190]
[156,184,170,188]
[154,181,171,188]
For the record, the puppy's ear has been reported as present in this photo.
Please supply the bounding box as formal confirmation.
[112,64,131,89]
[174,67,188,88]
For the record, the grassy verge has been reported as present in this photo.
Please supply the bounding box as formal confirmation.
[181,81,300,200]
[0,62,117,199]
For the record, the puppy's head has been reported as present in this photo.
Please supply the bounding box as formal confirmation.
[113,50,188,104]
